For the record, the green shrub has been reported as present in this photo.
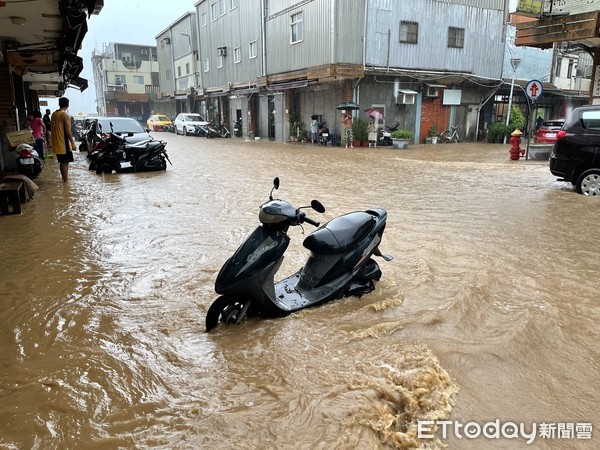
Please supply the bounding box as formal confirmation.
[428,123,438,137]
[508,105,526,134]
[487,121,508,142]
[352,117,369,141]
[391,129,413,140]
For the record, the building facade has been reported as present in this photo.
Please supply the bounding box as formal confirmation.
[91,42,159,121]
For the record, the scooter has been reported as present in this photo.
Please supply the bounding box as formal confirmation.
[14,143,44,179]
[317,122,330,146]
[88,131,171,174]
[205,177,393,332]
[378,120,400,146]
[233,119,242,137]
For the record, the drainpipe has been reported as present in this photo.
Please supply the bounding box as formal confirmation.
[261,0,267,77]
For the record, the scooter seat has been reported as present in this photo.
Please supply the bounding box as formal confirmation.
[124,140,163,156]
[303,211,375,254]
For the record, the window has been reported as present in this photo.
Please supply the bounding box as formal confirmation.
[177,66,182,77]
[219,0,226,16]
[555,57,562,77]
[211,2,218,21]
[399,21,418,44]
[230,0,238,9]
[186,63,190,75]
[218,54,223,68]
[201,13,207,27]
[133,75,144,84]
[291,12,303,44]
[581,110,600,131]
[234,46,241,63]
[203,58,209,72]
[166,69,171,81]
[448,27,465,48]
[249,40,257,59]
[114,75,124,85]
[567,59,574,78]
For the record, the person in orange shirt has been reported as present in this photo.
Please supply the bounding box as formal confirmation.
[50,97,76,182]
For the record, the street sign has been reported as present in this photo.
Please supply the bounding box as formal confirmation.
[525,80,543,101]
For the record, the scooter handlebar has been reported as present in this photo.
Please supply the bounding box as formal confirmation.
[303,216,320,227]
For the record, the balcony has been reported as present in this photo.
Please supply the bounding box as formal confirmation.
[106,84,127,92]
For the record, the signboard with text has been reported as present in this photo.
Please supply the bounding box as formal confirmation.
[549,0,600,15]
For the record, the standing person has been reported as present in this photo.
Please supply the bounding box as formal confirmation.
[50,97,76,183]
[341,111,353,148]
[30,111,47,160]
[310,117,318,144]
[368,117,377,147]
[43,108,52,149]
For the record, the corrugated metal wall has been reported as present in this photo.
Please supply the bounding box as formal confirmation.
[365,0,506,79]
[197,0,264,87]
[265,0,365,74]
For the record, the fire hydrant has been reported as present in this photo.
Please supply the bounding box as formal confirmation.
[508,129,525,160]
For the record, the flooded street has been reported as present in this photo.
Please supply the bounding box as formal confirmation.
[0,135,597,449]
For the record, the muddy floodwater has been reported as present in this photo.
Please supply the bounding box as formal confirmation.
[0,135,598,449]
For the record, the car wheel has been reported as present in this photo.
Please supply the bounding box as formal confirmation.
[184,127,189,136]
[576,169,600,196]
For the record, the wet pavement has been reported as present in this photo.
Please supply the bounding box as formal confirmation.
[0,135,597,449]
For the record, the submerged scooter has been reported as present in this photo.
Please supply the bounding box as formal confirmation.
[206,177,393,332]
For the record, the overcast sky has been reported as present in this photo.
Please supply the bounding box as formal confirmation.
[43,0,193,114]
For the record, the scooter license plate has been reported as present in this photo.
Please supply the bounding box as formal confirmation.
[322,133,329,137]
[21,158,34,165]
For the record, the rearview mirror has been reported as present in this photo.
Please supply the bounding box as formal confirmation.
[311,200,325,213]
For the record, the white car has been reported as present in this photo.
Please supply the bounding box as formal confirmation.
[174,113,209,136]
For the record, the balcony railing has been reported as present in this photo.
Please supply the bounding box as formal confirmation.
[106,84,127,92]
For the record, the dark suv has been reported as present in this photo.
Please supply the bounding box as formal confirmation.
[550,105,600,196]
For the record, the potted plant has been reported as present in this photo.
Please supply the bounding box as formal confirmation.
[351,117,368,147]
[428,123,439,144]
[390,129,413,149]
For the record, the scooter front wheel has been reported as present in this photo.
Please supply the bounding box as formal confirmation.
[205,296,250,332]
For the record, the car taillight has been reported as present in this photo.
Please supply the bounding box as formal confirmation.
[556,130,567,140]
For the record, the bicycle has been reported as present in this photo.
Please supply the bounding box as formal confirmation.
[439,125,460,143]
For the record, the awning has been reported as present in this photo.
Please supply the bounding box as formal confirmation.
[398,89,418,95]
[267,80,308,91]
[426,84,447,88]
[231,87,260,95]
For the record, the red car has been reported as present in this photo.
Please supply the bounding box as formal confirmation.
[534,119,565,144]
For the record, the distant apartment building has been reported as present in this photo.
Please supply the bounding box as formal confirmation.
[91,42,160,121]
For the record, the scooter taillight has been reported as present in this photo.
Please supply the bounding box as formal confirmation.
[19,149,33,157]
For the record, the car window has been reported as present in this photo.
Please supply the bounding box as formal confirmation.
[157,116,170,121]
[543,121,564,128]
[185,114,202,121]
[98,118,145,133]
[580,110,600,131]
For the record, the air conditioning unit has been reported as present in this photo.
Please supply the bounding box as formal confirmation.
[141,49,148,55]
[218,47,227,57]
[424,84,446,97]
[396,89,417,104]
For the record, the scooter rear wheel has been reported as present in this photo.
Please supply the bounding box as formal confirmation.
[205,296,249,332]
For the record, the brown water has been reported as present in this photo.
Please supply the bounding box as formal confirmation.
[0,136,597,449]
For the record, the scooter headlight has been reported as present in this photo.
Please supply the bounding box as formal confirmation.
[259,200,294,224]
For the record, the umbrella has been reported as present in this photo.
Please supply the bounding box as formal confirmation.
[364,108,384,121]
[336,101,361,111]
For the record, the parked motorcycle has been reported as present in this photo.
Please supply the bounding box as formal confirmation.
[233,119,242,137]
[204,122,220,138]
[14,143,44,179]
[317,122,330,146]
[205,177,392,332]
[378,120,400,146]
[215,122,231,138]
[88,131,171,174]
